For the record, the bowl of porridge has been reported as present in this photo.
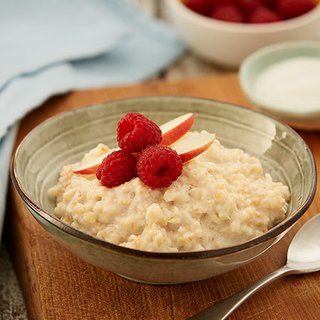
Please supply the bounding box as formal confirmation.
[11,97,316,284]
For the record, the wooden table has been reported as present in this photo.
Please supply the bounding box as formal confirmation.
[3,1,320,318]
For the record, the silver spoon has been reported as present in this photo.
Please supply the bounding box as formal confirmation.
[189,214,320,320]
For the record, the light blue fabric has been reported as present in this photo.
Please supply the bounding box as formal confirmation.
[0,0,185,239]
[0,0,131,87]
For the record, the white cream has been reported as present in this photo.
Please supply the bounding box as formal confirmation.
[254,57,320,114]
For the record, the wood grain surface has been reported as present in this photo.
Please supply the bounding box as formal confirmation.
[7,74,320,320]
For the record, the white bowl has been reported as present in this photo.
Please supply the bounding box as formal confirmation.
[165,0,320,68]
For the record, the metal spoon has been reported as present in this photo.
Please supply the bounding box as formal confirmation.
[189,214,320,320]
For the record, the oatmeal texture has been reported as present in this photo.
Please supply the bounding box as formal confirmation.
[48,133,290,252]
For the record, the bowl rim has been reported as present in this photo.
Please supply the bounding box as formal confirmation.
[169,0,320,33]
[11,96,317,260]
[239,40,320,120]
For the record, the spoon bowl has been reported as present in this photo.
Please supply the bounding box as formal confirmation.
[287,214,320,272]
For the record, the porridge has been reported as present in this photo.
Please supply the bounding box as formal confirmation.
[48,131,290,252]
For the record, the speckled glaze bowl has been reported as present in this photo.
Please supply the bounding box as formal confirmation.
[11,97,316,284]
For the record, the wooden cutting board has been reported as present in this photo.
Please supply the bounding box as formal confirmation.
[6,74,320,320]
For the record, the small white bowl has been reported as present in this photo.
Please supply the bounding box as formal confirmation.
[165,0,320,68]
[239,41,320,130]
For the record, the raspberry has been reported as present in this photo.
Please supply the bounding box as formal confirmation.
[211,5,244,22]
[238,0,264,14]
[137,145,183,189]
[117,113,162,153]
[211,0,236,8]
[185,0,211,15]
[249,7,281,22]
[96,150,137,188]
[276,0,316,19]
[263,0,277,9]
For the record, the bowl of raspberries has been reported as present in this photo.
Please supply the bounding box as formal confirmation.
[166,0,320,67]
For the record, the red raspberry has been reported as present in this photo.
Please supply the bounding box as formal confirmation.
[211,5,244,22]
[185,0,212,16]
[276,0,316,19]
[237,0,264,14]
[137,145,183,189]
[263,0,277,9]
[249,7,281,22]
[211,0,236,8]
[96,150,137,188]
[117,113,162,153]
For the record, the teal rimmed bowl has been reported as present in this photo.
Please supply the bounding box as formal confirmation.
[11,97,316,284]
[240,41,320,130]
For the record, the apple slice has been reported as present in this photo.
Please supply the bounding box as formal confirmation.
[171,132,214,163]
[73,153,109,175]
[160,113,194,145]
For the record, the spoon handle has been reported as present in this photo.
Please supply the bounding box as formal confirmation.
[189,265,293,320]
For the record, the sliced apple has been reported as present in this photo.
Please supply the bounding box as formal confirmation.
[171,132,214,163]
[73,153,109,175]
[160,113,194,145]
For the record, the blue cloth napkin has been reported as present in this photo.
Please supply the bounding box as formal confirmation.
[0,0,185,240]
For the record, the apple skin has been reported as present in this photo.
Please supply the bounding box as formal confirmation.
[179,140,214,163]
[161,113,194,145]
[170,132,215,163]
[73,164,101,175]
[73,153,109,175]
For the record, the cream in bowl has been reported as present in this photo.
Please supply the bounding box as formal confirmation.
[11,97,316,284]
[240,41,320,129]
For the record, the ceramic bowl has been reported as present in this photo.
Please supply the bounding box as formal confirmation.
[165,0,320,68]
[11,97,316,284]
[240,41,320,130]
